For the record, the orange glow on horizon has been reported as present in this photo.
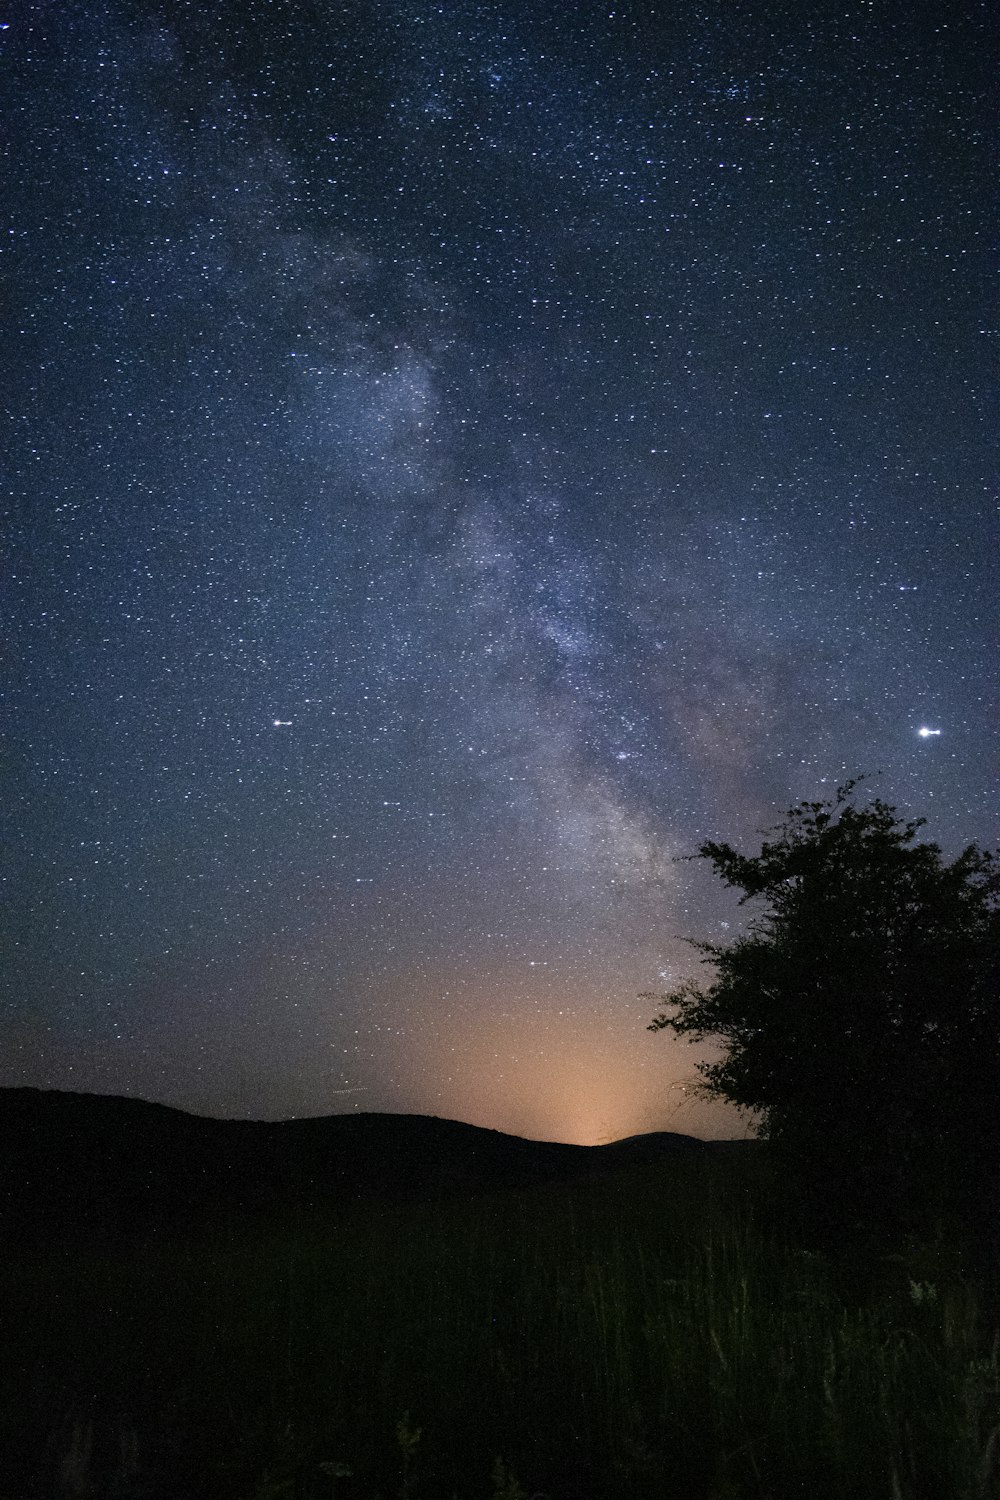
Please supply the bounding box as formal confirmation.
[385,991,745,1145]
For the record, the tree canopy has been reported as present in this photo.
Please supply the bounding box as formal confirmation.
[648,782,1000,1237]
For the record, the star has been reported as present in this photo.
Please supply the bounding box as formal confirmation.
[917,727,942,738]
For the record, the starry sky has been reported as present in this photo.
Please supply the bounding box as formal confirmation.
[4,0,995,1144]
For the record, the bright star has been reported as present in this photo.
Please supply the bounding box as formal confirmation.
[917,726,941,738]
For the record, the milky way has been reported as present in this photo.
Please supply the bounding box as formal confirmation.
[4,1,995,1141]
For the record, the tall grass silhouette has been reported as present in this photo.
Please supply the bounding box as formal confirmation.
[4,1149,996,1498]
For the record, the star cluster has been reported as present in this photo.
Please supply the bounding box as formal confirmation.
[3,1,994,1142]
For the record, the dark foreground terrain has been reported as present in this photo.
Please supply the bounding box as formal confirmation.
[1,1089,996,1499]
[0,1087,712,1233]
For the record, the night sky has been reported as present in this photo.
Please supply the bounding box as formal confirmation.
[4,1,995,1144]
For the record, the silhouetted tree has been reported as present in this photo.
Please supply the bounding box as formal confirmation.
[648,782,1000,1240]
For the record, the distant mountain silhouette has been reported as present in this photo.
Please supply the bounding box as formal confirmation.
[0,1088,731,1235]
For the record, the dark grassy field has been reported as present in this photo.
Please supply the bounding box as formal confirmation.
[1,1092,997,1499]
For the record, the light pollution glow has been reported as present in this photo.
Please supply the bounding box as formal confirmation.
[365,972,745,1146]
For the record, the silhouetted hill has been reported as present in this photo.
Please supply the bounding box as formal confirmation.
[0,1088,733,1235]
